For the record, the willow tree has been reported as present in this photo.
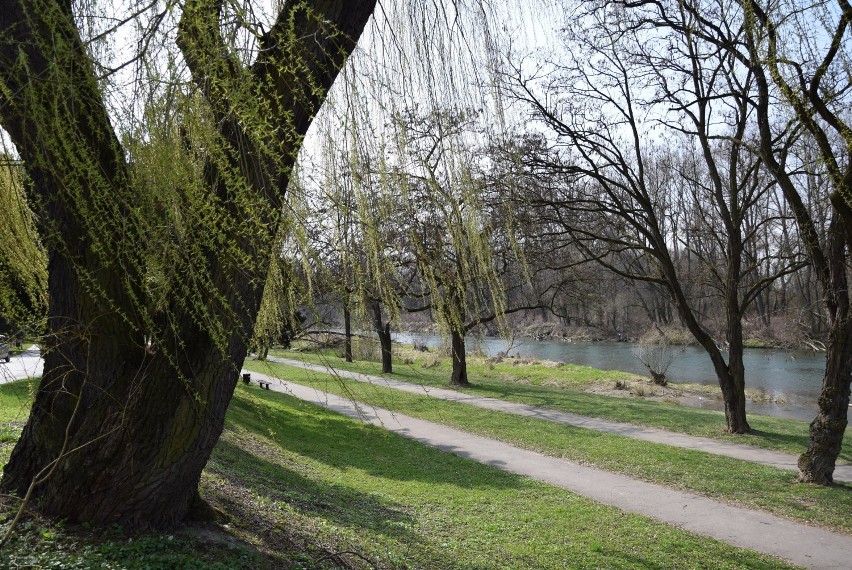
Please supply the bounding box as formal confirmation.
[252,240,305,360]
[306,78,410,375]
[0,0,375,527]
[383,109,531,386]
[0,159,47,334]
[290,2,539,385]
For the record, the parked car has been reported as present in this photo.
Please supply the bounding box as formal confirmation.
[0,335,10,363]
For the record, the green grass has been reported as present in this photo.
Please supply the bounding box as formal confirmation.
[0,378,799,568]
[1,521,261,570]
[209,385,796,569]
[246,358,852,534]
[0,376,37,423]
[0,377,36,456]
[271,347,851,462]
[281,345,637,389]
[0,379,264,569]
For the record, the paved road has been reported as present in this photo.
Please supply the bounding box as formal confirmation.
[266,356,852,484]
[0,346,42,384]
[246,368,852,570]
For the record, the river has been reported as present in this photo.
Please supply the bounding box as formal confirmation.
[393,332,826,421]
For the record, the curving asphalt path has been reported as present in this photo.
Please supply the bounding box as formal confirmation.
[265,356,852,484]
[7,350,851,566]
[246,367,852,570]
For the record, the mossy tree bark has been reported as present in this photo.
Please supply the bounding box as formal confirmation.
[798,321,852,484]
[795,218,852,484]
[0,0,376,527]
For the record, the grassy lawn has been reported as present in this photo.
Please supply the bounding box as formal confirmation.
[270,345,851,462]
[246,357,852,535]
[0,377,37,461]
[0,378,798,568]
[207,386,797,568]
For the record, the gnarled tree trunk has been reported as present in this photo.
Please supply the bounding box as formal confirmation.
[798,323,852,484]
[797,220,852,484]
[0,0,376,528]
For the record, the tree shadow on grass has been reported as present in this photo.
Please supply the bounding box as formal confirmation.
[480,382,852,467]
[208,435,419,545]
[227,388,528,492]
[744,428,810,452]
[724,426,852,464]
[208,392,538,570]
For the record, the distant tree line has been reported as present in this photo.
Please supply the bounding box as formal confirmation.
[263,0,849,482]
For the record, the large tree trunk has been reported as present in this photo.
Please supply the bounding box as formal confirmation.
[371,301,392,374]
[721,230,750,435]
[719,345,750,435]
[449,329,469,387]
[682,311,749,434]
[798,221,852,484]
[798,320,852,484]
[0,0,376,528]
[661,261,750,434]
[694,338,749,434]
[3,331,247,526]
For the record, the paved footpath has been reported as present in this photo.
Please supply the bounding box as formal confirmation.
[266,356,852,484]
[0,347,43,384]
[7,352,850,566]
[246,368,852,569]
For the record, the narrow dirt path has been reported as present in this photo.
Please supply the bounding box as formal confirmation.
[266,356,852,483]
[246,369,852,569]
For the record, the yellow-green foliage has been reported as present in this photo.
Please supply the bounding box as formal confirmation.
[126,86,282,358]
[0,162,47,331]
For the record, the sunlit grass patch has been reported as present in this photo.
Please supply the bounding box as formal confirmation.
[247,358,852,535]
[208,384,796,568]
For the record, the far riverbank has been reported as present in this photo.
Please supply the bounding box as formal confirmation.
[393,332,825,421]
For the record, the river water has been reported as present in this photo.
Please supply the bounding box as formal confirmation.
[393,332,826,420]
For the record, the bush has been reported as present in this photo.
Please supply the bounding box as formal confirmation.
[421,354,441,368]
[632,328,684,386]
[335,338,381,362]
